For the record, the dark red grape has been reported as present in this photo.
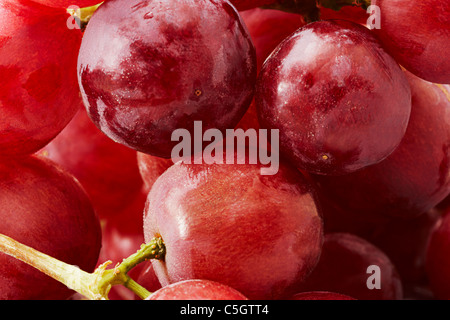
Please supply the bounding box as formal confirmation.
[230,0,278,11]
[235,8,306,133]
[30,0,101,8]
[136,261,163,296]
[296,233,403,300]
[147,280,248,300]
[368,209,441,288]
[0,0,82,157]
[143,154,323,300]
[137,152,173,194]
[39,108,144,218]
[256,20,412,175]
[319,4,368,25]
[97,191,149,300]
[291,291,355,300]
[372,0,450,84]
[436,195,450,212]
[312,72,450,219]
[426,210,450,299]
[78,0,256,158]
[0,155,102,300]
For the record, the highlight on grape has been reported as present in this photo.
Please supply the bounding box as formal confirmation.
[171,121,280,176]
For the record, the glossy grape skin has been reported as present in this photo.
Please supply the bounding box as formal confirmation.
[0,155,102,300]
[426,210,450,299]
[256,20,412,176]
[372,0,450,84]
[137,153,173,194]
[296,233,403,300]
[0,0,82,157]
[240,8,305,72]
[78,0,256,158]
[234,9,306,132]
[143,156,323,300]
[39,108,144,218]
[290,291,355,300]
[147,280,248,300]
[30,0,101,8]
[312,72,450,219]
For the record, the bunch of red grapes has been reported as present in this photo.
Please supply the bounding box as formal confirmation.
[0,0,449,301]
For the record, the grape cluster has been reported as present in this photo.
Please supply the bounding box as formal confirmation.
[0,0,449,301]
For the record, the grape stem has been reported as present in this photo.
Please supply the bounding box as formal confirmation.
[0,233,165,300]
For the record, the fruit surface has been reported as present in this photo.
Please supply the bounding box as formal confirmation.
[290,291,355,300]
[296,233,403,300]
[313,72,450,219]
[147,280,248,300]
[230,0,278,11]
[39,108,144,218]
[78,0,256,158]
[143,154,323,299]
[30,0,101,8]
[137,152,173,194]
[136,262,163,296]
[97,191,149,300]
[256,20,411,175]
[240,8,306,72]
[426,210,450,299]
[0,155,102,300]
[372,0,450,84]
[0,0,82,157]
[319,4,368,25]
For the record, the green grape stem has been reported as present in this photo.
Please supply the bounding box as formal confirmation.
[0,233,165,300]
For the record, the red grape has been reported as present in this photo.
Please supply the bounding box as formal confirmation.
[367,209,441,288]
[426,210,450,299]
[147,280,248,300]
[137,152,173,194]
[143,154,323,300]
[0,155,102,300]
[319,4,368,25]
[136,261,163,296]
[291,291,355,300]
[296,233,403,300]
[0,0,82,157]
[97,190,149,300]
[240,8,306,72]
[256,20,412,175]
[436,195,450,212]
[39,108,144,218]
[372,0,450,84]
[78,0,256,158]
[230,0,278,11]
[235,8,306,133]
[30,0,101,8]
[312,72,450,219]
